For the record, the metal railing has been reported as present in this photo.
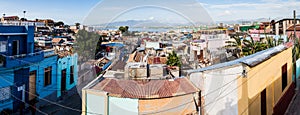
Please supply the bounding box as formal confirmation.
[0,21,45,26]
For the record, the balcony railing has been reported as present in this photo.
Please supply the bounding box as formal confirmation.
[44,49,55,57]
[3,50,44,68]
[0,21,45,26]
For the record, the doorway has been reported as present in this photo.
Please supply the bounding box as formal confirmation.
[261,88,266,115]
[61,69,66,96]
[29,71,36,101]
[12,40,19,55]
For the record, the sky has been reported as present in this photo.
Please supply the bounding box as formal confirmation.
[0,0,300,25]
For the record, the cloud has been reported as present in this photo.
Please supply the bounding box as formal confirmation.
[149,16,154,20]
[205,1,300,21]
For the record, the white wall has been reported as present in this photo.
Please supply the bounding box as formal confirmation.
[86,93,105,115]
[109,97,138,115]
[189,65,243,115]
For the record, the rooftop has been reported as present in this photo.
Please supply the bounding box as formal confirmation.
[89,77,199,99]
[187,42,292,73]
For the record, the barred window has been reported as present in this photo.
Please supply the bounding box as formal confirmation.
[44,67,52,86]
[0,87,11,102]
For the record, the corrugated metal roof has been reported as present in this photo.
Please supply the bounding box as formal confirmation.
[90,77,199,99]
[188,43,291,73]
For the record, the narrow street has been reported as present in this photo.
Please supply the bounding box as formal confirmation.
[24,89,82,115]
[285,78,300,115]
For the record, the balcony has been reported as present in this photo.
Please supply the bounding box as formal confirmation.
[44,49,56,57]
[1,50,44,68]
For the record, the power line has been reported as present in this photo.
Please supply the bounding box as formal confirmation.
[3,90,48,115]
[0,75,101,115]
[141,100,195,115]
[202,56,290,109]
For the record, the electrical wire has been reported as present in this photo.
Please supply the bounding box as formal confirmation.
[2,89,48,115]
[0,75,102,115]
[202,56,291,109]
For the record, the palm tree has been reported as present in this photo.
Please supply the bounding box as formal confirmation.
[293,37,300,60]
[266,36,284,48]
[242,36,267,56]
[225,35,243,57]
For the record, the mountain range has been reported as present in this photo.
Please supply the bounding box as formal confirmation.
[91,16,300,28]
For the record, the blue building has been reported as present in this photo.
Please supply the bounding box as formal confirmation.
[56,53,78,97]
[0,25,78,113]
[0,25,44,112]
[29,49,58,106]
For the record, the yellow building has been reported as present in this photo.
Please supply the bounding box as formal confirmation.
[239,43,295,115]
[188,43,295,115]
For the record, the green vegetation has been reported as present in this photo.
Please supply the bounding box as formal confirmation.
[166,51,181,67]
[118,26,129,33]
[226,35,285,57]
[225,35,243,57]
[242,37,267,56]
[54,21,64,27]
[74,30,100,64]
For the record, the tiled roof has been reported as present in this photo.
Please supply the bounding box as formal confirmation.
[52,38,62,43]
[91,77,199,99]
[286,24,300,31]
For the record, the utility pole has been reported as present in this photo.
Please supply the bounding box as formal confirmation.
[294,10,298,89]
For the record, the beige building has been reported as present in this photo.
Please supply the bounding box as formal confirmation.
[188,43,295,115]
[273,18,300,35]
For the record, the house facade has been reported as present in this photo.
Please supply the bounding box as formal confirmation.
[0,25,78,113]
[82,77,200,115]
[0,25,44,112]
[188,43,294,115]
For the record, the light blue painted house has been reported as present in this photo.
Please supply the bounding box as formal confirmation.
[56,53,78,97]
[0,25,78,113]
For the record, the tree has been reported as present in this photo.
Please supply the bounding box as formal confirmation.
[119,26,129,33]
[125,26,129,31]
[225,35,243,58]
[75,23,80,29]
[64,25,70,29]
[20,18,27,21]
[74,30,100,64]
[266,37,284,48]
[119,26,126,33]
[166,51,181,67]
[242,36,267,56]
[54,21,64,27]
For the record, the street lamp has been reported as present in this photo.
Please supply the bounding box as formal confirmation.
[23,11,26,19]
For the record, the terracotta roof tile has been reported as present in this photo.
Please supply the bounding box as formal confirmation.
[91,77,199,99]
[52,38,62,43]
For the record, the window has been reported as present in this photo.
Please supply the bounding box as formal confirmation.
[0,41,7,52]
[261,88,266,115]
[0,87,10,102]
[44,67,52,86]
[70,66,74,84]
[282,63,287,91]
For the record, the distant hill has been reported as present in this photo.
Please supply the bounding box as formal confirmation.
[90,19,209,28]
[215,17,300,25]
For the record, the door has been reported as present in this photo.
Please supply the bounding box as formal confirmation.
[12,40,19,55]
[29,71,36,101]
[61,69,66,95]
[261,88,266,115]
